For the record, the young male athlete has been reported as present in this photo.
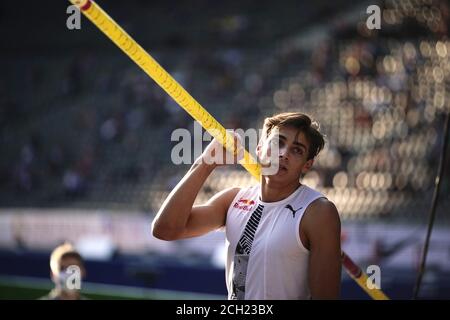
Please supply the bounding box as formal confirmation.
[152,112,341,299]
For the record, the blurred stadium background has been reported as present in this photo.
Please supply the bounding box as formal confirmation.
[0,0,449,299]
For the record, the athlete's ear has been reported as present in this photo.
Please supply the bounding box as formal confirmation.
[302,159,314,174]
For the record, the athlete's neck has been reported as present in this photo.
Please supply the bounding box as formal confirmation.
[260,178,301,203]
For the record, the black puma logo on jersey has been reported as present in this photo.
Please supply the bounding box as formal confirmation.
[285,204,303,218]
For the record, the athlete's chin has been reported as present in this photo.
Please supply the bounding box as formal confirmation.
[264,171,294,183]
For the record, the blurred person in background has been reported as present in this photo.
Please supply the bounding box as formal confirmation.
[40,242,87,300]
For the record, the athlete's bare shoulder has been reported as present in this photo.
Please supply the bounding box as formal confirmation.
[304,197,340,223]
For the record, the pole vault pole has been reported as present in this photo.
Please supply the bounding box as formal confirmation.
[68,0,389,300]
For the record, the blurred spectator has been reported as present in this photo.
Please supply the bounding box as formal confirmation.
[40,242,87,300]
[63,167,86,198]
[47,145,65,177]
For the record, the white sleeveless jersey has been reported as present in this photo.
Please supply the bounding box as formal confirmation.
[224,184,326,300]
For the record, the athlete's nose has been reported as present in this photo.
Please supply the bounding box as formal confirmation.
[279,145,288,159]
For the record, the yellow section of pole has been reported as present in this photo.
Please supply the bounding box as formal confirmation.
[69,0,389,300]
[341,251,389,300]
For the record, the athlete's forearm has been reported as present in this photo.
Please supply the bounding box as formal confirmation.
[151,158,216,240]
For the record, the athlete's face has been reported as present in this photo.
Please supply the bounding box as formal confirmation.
[257,125,314,182]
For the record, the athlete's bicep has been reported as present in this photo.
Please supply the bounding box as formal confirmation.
[179,187,240,239]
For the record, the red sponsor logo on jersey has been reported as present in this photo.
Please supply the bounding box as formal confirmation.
[233,198,255,211]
